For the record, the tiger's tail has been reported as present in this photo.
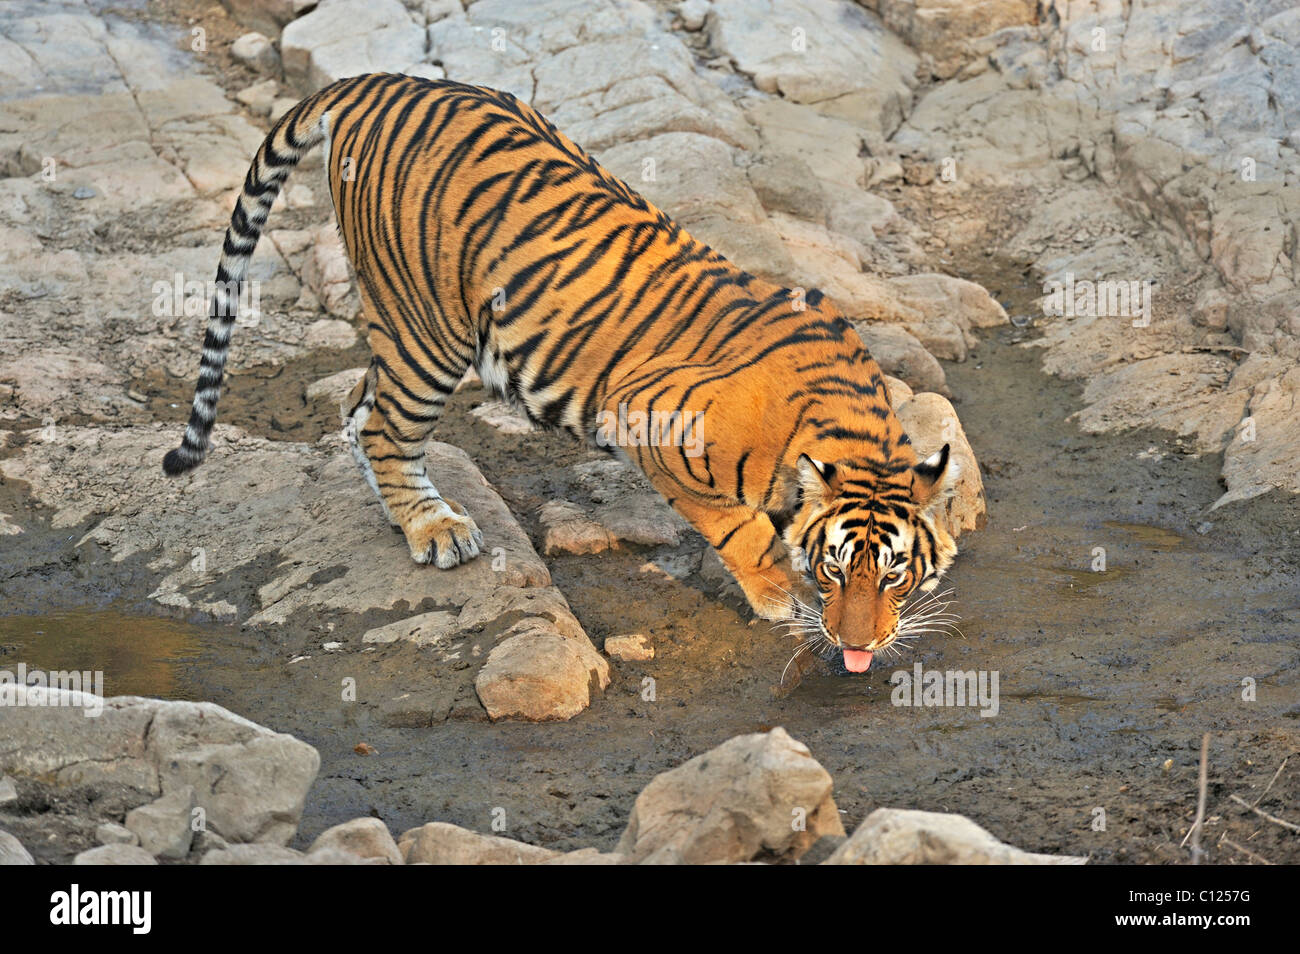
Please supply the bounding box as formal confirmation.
[162,81,352,476]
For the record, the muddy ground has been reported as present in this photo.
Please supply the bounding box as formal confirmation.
[3,259,1297,864]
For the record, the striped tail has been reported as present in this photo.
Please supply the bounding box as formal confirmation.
[162,86,341,476]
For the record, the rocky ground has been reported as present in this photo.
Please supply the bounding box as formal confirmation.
[0,0,1297,864]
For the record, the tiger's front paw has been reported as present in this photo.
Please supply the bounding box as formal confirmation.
[735,565,814,622]
[405,499,483,569]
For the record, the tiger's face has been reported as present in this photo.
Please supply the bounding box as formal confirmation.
[782,446,958,673]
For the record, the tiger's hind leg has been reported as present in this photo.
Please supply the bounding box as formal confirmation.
[344,341,483,569]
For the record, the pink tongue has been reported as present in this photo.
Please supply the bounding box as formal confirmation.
[842,649,873,673]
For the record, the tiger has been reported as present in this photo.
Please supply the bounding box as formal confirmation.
[163,73,959,674]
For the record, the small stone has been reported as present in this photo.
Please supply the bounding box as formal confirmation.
[72,186,96,199]
[1195,521,1213,535]
[321,641,342,651]
[269,97,298,123]
[398,822,557,864]
[605,633,654,662]
[354,742,377,756]
[231,32,280,75]
[679,0,710,31]
[236,79,279,116]
[0,776,16,805]
[0,829,34,865]
[96,822,139,847]
[125,785,196,860]
[73,844,157,865]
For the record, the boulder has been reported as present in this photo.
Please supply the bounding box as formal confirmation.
[475,619,610,721]
[220,0,316,38]
[398,822,558,864]
[617,727,844,864]
[308,817,404,864]
[281,0,425,92]
[0,688,319,847]
[708,0,916,140]
[894,391,987,537]
[855,321,949,395]
[125,785,197,860]
[0,830,34,865]
[824,808,1087,864]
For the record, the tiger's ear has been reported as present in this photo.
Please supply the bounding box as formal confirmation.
[911,444,957,510]
[796,454,838,504]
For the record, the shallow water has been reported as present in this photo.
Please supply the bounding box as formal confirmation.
[0,609,204,699]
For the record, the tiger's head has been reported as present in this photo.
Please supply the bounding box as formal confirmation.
[781,445,959,673]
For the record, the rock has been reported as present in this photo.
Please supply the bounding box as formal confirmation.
[0,688,319,846]
[542,848,626,865]
[0,430,553,624]
[308,817,403,864]
[1217,365,1300,507]
[0,830,34,865]
[73,844,158,865]
[605,633,654,662]
[201,844,309,864]
[125,785,197,860]
[824,808,1087,864]
[235,78,280,116]
[1193,286,1231,330]
[281,0,425,92]
[885,273,1008,362]
[854,321,949,395]
[866,0,1038,79]
[475,619,611,721]
[362,610,461,648]
[305,366,367,405]
[539,500,614,555]
[96,822,140,846]
[301,224,360,320]
[0,776,16,806]
[398,822,558,864]
[708,0,917,141]
[230,32,281,75]
[268,96,298,121]
[883,374,914,407]
[679,0,710,31]
[617,727,844,864]
[469,400,535,434]
[302,317,358,349]
[220,0,316,37]
[893,392,987,538]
